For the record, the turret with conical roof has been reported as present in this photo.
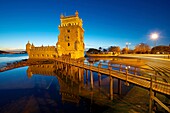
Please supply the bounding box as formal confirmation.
[26,41,31,55]
[75,10,79,17]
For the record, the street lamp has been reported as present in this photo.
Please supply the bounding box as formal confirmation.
[126,42,131,49]
[150,33,159,47]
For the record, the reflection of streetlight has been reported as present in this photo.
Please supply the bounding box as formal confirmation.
[126,42,131,49]
[150,33,159,47]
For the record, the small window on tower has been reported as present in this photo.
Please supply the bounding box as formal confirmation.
[67,30,70,33]
[68,43,70,46]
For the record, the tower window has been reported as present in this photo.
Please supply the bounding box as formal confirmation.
[68,43,70,46]
[67,29,70,33]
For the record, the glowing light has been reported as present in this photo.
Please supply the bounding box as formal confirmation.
[150,33,159,40]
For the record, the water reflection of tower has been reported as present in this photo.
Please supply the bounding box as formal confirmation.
[27,64,56,89]
[27,63,82,104]
[54,61,85,103]
[26,61,122,106]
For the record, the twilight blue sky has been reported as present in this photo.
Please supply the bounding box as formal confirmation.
[0,0,170,50]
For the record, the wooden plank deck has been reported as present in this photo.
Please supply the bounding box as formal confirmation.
[56,59,170,95]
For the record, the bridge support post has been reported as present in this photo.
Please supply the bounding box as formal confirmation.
[60,62,62,69]
[70,65,72,76]
[119,64,122,72]
[118,79,122,95]
[98,62,102,86]
[98,73,101,86]
[58,62,60,69]
[61,63,63,70]
[72,66,75,81]
[65,64,67,72]
[90,70,93,89]
[110,76,114,100]
[90,63,94,89]
[86,69,88,84]
[82,69,84,81]
[66,74,68,83]
[70,67,74,85]
[68,65,71,77]
[108,62,112,74]
[134,67,137,75]
[57,62,59,69]
[79,67,81,82]
[59,62,61,69]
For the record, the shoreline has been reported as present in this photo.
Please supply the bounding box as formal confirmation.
[0,59,55,72]
[0,56,152,72]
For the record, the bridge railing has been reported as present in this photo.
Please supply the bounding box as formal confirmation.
[57,57,170,86]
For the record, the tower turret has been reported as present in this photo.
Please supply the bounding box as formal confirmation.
[75,11,79,17]
[26,41,31,55]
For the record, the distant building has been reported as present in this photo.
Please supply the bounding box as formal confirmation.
[26,11,85,59]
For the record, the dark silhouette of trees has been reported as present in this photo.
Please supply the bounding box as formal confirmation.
[134,43,151,54]
[99,47,102,51]
[103,49,107,52]
[121,48,128,54]
[108,46,121,53]
[128,49,134,54]
[87,48,101,54]
[151,45,170,54]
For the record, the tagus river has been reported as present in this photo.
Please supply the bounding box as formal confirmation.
[1,54,167,113]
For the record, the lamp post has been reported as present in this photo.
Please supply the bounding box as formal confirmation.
[150,33,159,47]
[126,42,131,49]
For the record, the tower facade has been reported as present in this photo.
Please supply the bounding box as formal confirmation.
[57,11,85,59]
[26,11,84,59]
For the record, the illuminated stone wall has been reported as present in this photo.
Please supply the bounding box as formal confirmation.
[57,11,85,59]
[26,42,58,59]
[26,11,85,59]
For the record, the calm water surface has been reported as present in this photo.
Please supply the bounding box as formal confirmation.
[0,54,28,68]
[0,54,133,113]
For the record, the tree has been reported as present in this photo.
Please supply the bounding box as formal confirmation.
[103,49,107,52]
[87,48,101,54]
[151,45,170,54]
[99,47,102,51]
[108,46,121,53]
[128,49,134,54]
[134,43,151,54]
[121,48,128,54]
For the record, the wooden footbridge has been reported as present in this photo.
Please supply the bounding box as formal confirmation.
[55,57,170,112]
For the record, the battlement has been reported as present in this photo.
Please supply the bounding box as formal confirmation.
[59,11,83,28]
[26,11,85,59]
[31,46,56,51]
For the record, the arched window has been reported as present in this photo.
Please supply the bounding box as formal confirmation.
[68,43,70,46]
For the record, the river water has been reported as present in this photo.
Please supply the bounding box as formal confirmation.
[0,54,146,113]
[0,54,28,68]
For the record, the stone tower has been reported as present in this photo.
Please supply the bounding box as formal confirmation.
[57,11,85,59]
[26,41,31,55]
